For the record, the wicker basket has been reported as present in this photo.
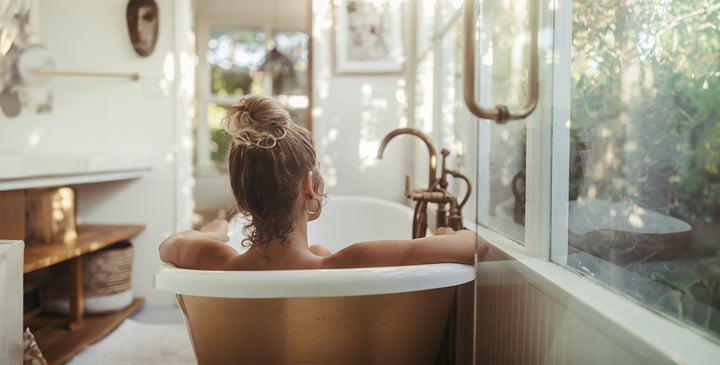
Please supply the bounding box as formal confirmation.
[83,241,133,297]
[41,241,134,314]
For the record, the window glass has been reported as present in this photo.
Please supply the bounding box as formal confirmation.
[437,12,475,230]
[421,0,529,243]
[206,103,231,167]
[413,1,476,231]
[480,0,530,243]
[202,27,309,169]
[208,27,265,96]
[567,0,720,337]
[267,31,309,96]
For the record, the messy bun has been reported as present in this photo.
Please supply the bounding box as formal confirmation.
[224,95,324,250]
[222,95,291,149]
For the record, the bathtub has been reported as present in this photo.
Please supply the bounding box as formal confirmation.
[154,195,474,365]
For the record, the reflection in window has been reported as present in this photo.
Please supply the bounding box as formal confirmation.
[568,0,720,337]
[484,0,530,243]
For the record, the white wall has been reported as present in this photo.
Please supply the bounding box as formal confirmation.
[0,0,194,306]
[193,0,414,215]
[312,0,412,202]
[194,0,414,205]
[2,0,418,308]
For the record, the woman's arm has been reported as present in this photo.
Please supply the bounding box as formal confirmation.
[159,220,239,270]
[320,229,489,269]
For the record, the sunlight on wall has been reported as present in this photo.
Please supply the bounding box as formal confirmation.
[439,66,458,156]
[179,53,195,98]
[315,0,331,24]
[311,0,339,188]
[394,79,408,127]
[152,53,175,97]
[358,84,387,171]
[320,128,338,148]
[421,0,434,19]
[309,0,410,197]
[416,56,434,133]
[163,53,176,82]
[27,130,41,147]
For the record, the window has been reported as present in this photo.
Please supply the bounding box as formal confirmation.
[454,0,719,340]
[564,0,720,338]
[197,26,309,170]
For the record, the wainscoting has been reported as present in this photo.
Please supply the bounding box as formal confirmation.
[470,246,719,364]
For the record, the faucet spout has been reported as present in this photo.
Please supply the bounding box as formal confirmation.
[376,128,437,189]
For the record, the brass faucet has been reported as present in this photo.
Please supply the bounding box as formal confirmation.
[376,128,472,238]
[377,128,437,190]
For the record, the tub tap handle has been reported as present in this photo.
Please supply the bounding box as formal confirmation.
[439,149,450,190]
[448,197,464,231]
[404,175,411,197]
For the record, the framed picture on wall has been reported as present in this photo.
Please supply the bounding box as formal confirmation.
[332,0,404,74]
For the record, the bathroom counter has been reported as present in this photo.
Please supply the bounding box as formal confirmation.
[0,153,154,191]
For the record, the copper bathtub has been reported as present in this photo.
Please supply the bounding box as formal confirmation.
[154,196,474,364]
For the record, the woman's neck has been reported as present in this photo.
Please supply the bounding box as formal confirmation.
[245,220,318,269]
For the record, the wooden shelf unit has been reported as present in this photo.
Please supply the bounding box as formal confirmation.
[24,224,146,273]
[28,298,145,365]
[23,224,146,365]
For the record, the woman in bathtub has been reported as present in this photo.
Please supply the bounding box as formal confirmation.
[160,95,489,270]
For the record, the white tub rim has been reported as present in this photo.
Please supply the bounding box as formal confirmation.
[155,194,474,298]
[153,262,474,298]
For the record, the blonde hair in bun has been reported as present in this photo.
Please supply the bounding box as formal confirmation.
[224,95,325,249]
[222,95,291,149]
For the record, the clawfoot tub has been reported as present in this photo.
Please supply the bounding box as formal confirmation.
[154,196,474,365]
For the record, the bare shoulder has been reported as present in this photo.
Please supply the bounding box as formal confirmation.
[223,251,255,270]
[320,240,395,269]
[320,229,488,269]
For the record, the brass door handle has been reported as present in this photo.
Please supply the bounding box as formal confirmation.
[463,0,539,123]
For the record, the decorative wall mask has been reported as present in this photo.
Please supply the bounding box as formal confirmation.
[126,0,158,57]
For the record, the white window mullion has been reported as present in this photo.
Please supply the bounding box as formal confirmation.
[474,0,493,226]
[524,110,552,258]
[431,0,443,147]
[523,0,554,258]
[195,18,212,172]
[549,0,572,264]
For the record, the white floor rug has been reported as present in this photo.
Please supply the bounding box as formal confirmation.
[66,319,197,365]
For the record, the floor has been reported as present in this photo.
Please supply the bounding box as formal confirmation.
[65,306,197,365]
[129,305,185,324]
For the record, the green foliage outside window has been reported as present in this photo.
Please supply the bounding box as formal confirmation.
[207,103,231,169]
[571,0,720,336]
[210,66,253,96]
[210,127,232,169]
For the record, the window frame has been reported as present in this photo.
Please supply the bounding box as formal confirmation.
[476,0,720,356]
[425,0,720,358]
